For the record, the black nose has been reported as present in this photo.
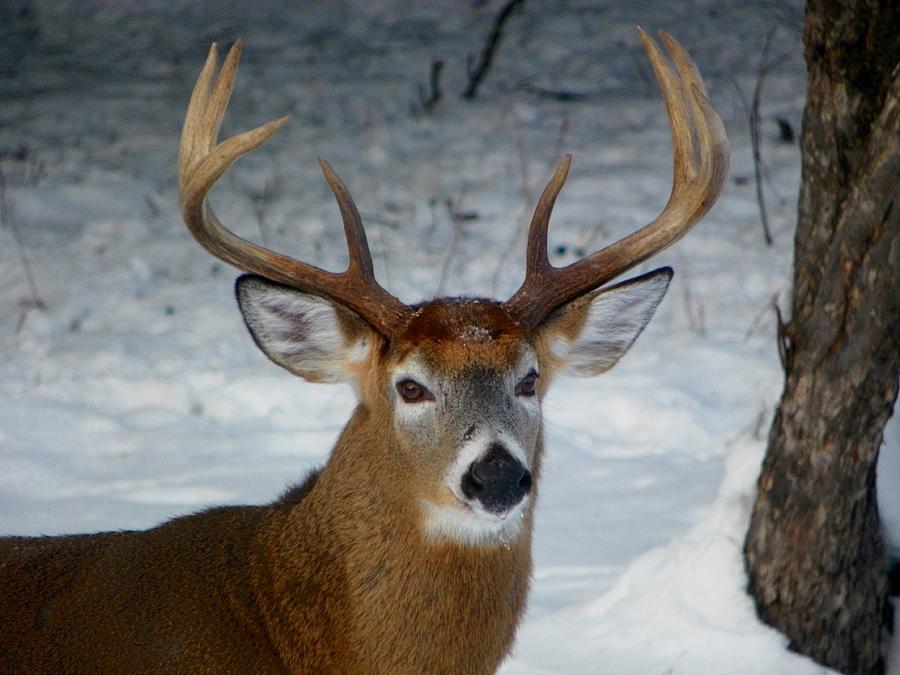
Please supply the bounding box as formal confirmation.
[461,443,532,514]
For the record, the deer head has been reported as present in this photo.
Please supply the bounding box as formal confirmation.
[178,30,728,548]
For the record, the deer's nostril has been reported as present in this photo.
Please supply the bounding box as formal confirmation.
[461,463,486,499]
[518,470,533,494]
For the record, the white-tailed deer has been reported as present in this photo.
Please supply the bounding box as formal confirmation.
[0,29,727,674]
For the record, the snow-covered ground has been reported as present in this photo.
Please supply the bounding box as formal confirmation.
[1,1,896,672]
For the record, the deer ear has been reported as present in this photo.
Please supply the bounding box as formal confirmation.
[235,275,375,383]
[538,267,672,377]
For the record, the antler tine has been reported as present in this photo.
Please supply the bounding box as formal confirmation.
[503,29,729,329]
[179,42,410,336]
[524,154,571,278]
[317,157,376,280]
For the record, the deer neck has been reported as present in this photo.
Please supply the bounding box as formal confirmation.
[258,403,535,674]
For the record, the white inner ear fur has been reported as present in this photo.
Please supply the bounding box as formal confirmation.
[550,269,671,377]
[237,277,370,384]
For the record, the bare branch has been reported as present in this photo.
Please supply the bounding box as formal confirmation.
[773,298,792,372]
[420,60,444,113]
[0,150,46,326]
[503,30,729,330]
[744,291,780,340]
[462,0,526,100]
[734,29,786,247]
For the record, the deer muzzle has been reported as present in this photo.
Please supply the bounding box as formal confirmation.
[461,442,533,515]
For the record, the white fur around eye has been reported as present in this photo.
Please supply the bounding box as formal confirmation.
[391,362,437,429]
[511,351,541,416]
[518,390,540,416]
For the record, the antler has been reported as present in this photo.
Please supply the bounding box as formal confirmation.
[503,28,729,329]
[178,41,411,336]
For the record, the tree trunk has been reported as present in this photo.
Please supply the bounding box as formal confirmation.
[743,1,900,674]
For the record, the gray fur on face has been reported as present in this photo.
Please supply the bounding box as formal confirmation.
[390,350,539,470]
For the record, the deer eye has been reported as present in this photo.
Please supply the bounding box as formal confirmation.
[396,379,434,403]
[515,370,538,397]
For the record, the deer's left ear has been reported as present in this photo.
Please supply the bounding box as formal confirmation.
[536,267,672,377]
[235,274,375,383]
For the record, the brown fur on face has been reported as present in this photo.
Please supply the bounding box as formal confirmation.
[354,298,544,543]
[401,298,523,347]
[0,269,669,673]
[358,298,529,393]
[135,25,717,670]
[0,298,544,675]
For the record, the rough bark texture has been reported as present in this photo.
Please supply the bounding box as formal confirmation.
[744,1,900,674]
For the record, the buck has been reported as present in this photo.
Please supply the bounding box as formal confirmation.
[0,29,727,674]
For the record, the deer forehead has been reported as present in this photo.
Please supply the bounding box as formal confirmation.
[387,298,531,376]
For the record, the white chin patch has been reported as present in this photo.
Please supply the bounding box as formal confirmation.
[421,497,529,548]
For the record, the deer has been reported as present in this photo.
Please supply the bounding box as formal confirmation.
[0,29,727,674]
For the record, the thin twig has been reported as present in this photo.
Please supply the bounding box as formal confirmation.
[492,105,536,294]
[751,31,774,246]
[436,197,468,296]
[578,219,611,257]
[425,196,441,244]
[244,176,281,246]
[462,0,526,99]
[420,60,444,113]
[679,259,705,335]
[362,107,392,289]
[774,299,792,372]
[491,112,570,295]
[744,292,780,340]
[724,402,771,448]
[518,83,599,101]
[735,29,785,247]
[0,155,46,323]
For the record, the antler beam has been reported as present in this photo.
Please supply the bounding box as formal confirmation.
[179,31,727,338]
[502,28,729,329]
[178,41,411,336]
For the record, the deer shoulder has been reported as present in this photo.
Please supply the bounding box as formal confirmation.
[0,29,727,675]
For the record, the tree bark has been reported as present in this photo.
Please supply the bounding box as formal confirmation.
[744,1,900,674]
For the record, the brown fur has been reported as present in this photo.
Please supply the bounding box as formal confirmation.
[0,300,548,674]
[2,26,721,669]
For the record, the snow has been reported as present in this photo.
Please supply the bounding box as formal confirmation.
[507,440,830,675]
[1,1,897,673]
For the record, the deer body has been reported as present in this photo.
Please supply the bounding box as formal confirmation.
[0,504,282,672]
[0,30,727,674]
[1,407,532,674]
